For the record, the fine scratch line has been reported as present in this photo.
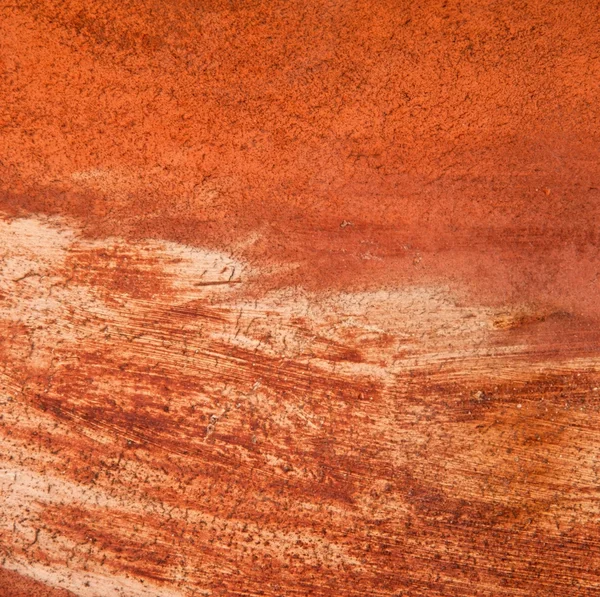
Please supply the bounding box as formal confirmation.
[193,279,242,287]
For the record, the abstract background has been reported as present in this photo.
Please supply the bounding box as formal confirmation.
[1,1,600,595]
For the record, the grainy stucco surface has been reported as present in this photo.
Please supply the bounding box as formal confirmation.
[1,1,600,595]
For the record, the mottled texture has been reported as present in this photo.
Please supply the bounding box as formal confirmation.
[0,567,76,597]
[1,0,600,596]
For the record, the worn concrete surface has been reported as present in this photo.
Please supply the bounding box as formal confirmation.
[1,0,600,595]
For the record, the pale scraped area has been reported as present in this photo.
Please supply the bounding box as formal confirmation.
[2,213,599,596]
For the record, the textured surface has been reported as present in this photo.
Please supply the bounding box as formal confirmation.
[1,0,600,596]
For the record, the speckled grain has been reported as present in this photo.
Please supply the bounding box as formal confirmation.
[1,1,600,596]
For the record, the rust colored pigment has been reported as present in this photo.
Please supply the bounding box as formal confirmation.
[1,0,600,596]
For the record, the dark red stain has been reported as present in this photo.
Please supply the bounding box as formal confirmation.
[0,568,76,597]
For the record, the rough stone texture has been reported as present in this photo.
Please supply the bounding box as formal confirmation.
[1,0,600,596]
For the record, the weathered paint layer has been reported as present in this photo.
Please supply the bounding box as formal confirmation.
[1,0,600,595]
